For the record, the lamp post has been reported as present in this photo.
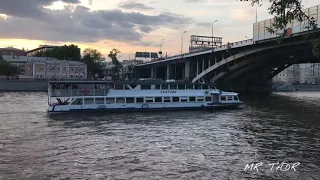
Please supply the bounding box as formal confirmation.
[256,4,262,23]
[181,31,186,55]
[145,44,148,61]
[160,38,165,58]
[212,20,218,49]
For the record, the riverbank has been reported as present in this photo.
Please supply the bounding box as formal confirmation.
[273,84,320,92]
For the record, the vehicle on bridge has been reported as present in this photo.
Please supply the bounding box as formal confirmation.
[47,80,243,114]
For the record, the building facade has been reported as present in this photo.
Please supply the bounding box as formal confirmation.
[101,60,143,80]
[24,59,87,80]
[273,63,320,84]
[0,47,25,56]
[25,45,58,56]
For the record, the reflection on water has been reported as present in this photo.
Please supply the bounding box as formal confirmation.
[0,92,319,179]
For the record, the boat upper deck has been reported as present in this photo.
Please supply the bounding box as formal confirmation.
[47,80,238,97]
[48,80,211,86]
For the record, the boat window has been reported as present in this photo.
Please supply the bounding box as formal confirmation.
[178,85,185,90]
[227,96,233,101]
[186,84,193,89]
[84,98,94,104]
[202,84,209,89]
[163,97,171,102]
[136,97,144,103]
[221,96,226,101]
[234,96,239,100]
[155,97,162,102]
[212,94,219,101]
[195,85,201,89]
[145,97,154,103]
[126,97,135,103]
[106,98,114,104]
[180,97,188,102]
[170,85,177,90]
[107,84,114,89]
[116,97,125,103]
[115,84,123,90]
[172,97,179,102]
[197,96,204,102]
[155,85,161,89]
[161,85,168,89]
[189,97,196,102]
[141,85,151,89]
[125,85,131,90]
[95,98,105,104]
[71,98,83,105]
[205,96,212,102]
[130,84,137,89]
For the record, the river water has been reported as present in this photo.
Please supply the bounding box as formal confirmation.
[0,92,319,180]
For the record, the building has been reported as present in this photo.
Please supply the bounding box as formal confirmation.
[1,55,57,75]
[273,63,320,84]
[189,35,223,53]
[101,60,143,80]
[25,45,58,56]
[24,59,87,80]
[0,47,25,56]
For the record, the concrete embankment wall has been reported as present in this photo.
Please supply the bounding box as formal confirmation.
[274,84,320,92]
[0,80,48,92]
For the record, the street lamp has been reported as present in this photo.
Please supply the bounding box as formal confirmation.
[145,44,148,61]
[256,4,262,23]
[212,20,218,49]
[181,31,187,55]
[160,38,165,58]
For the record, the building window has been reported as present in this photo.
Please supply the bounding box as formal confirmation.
[80,74,83,79]
[75,66,78,72]
[56,66,60,71]
[70,74,74,79]
[75,74,78,79]
[63,66,66,70]
[70,66,73,71]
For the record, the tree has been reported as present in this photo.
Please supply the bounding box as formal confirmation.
[0,61,19,79]
[108,48,123,80]
[34,44,81,60]
[81,48,105,79]
[240,0,320,57]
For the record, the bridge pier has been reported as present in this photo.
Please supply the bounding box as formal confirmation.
[184,61,190,80]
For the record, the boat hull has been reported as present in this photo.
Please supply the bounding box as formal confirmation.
[47,102,242,114]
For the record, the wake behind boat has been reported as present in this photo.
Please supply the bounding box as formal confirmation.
[47,80,242,114]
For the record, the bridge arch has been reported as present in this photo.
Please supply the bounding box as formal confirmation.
[191,41,312,83]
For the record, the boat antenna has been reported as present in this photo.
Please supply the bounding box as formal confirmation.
[212,81,217,89]
[229,84,233,92]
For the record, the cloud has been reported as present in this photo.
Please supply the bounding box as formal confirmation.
[0,1,193,44]
[184,0,206,3]
[119,1,154,10]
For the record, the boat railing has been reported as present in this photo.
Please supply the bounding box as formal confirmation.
[50,89,107,97]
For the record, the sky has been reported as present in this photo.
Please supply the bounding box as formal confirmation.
[0,0,319,60]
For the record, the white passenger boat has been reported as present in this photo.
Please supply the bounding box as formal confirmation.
[47,80,243,114]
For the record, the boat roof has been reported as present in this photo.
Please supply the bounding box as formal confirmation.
[48,80,212,85]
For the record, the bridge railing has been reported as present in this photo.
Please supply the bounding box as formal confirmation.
[137,38,254,65]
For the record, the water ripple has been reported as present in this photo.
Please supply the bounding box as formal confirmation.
[0,92,319,179]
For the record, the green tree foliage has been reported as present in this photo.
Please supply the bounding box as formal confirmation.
[240,0,320,57]
[0,61,19,79]
[34,44,81,60]
[80,48,105,79]
[108,48,123,80]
